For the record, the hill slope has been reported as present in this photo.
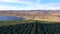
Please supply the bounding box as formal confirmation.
[0,10,60,22]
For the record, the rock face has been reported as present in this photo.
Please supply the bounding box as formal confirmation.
[0,16,25,20]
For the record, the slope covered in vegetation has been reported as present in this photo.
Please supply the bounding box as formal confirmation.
[0,20,60,34]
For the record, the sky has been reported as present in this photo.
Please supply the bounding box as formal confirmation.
[0,0,60,10]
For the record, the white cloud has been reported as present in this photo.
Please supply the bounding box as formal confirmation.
[0,6,17,10]
[0,0,60,10]
[0,0,41,10]
[0,0,18,2]
[0,5,25,10]
[41,3,60,10]
[27,3,60,10]
[0,0,37,4]
[0,3,60,10]
[0,5,39,10]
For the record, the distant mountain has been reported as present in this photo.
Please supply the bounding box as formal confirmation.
[0,10,60,22]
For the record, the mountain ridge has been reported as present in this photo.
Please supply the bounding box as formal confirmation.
[0,10,60,22]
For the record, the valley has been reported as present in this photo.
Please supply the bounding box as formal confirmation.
[0,10,60,22]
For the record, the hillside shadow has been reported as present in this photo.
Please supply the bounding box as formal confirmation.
[0,21,60,34]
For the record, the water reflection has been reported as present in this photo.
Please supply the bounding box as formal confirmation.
[0,16,25,20]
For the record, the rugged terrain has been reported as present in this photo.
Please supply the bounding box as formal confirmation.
[0,10,60,22]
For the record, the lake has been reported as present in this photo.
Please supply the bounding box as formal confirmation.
[0,16,25,20]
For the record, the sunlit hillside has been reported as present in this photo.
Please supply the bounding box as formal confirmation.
[0,10,60,22]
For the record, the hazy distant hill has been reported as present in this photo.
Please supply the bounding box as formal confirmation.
[0,10,60,22]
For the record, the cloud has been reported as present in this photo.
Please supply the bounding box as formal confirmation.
[0,0,18,2]
[0,3,60,10]
[27,3,60,10]
[0,0,37,4]
[0,0,41,10]
[39,3,60,10]
[0,5,39,10]
[0,0,36,2]
[0,5,19,10]
[0,0,60,10]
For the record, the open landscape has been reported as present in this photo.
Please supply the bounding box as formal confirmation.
[0,10,60,34]
[0,0,60,34]
[0,20,60,34]
[0,10,60,22]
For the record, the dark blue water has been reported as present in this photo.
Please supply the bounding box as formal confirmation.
[0,16,25,20]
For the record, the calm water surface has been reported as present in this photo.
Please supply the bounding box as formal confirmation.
[0,16,25,20]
